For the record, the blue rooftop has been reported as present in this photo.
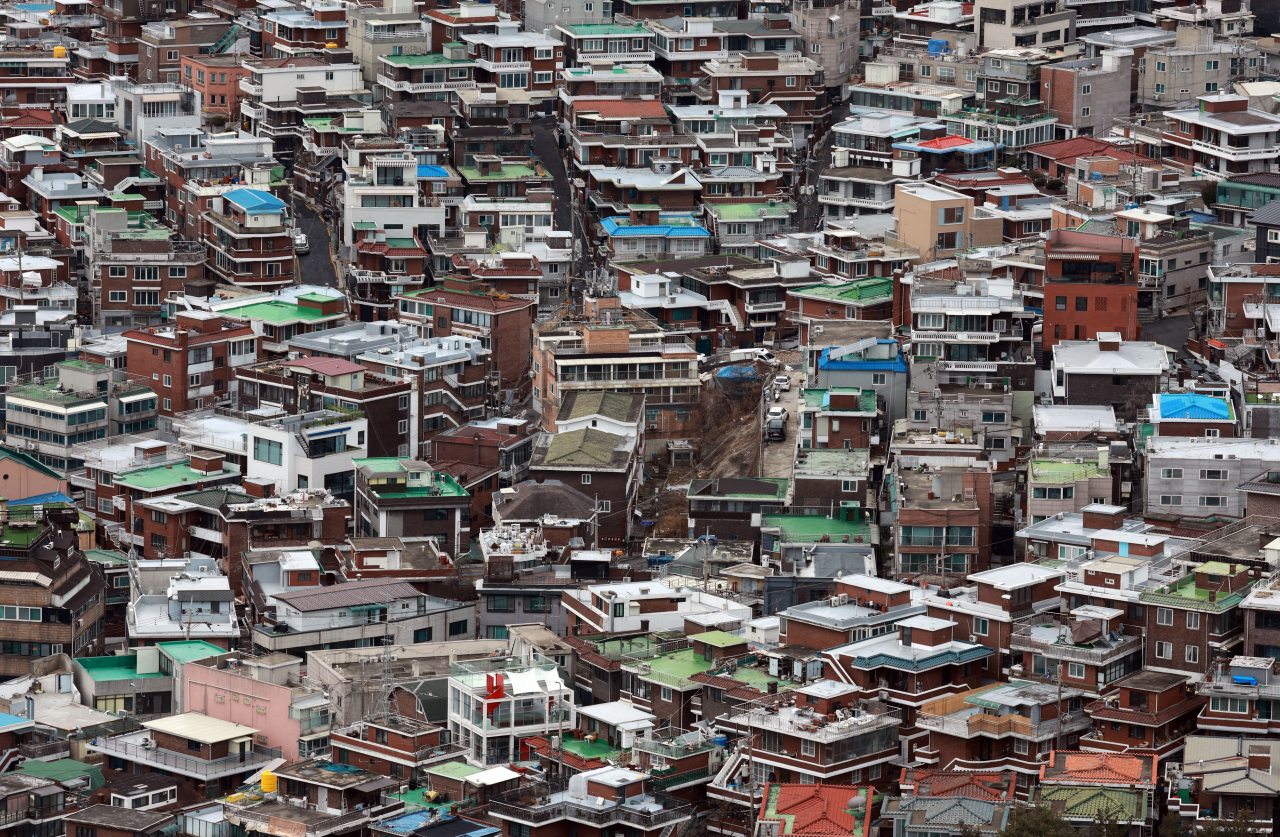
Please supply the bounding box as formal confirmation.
[1158,393,1232,421]
[224,188,286,213]
[9,491,73,506]
[0,712,32,732]
[600,215,711,238]
[417,165,449,179]
[817,343,908,373]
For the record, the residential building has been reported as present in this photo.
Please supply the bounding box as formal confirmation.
[347,1,430,89]
[139,18,236,87]
[891,459,994,579]
[328,715,463,782]
[123,310,260,415]
[1137,26,1260,109]
[85,712,281,798]
[447,653,573,767]
[182,55,251,125]
[201,188,294,290]
[224,757,404,837]
[62,807,174,837]
[251,577,475,656]
[4,360,156,474]
[1165,737,1280,831]
[1161,93,1280,180]
[1041,50,1134,139]
[882,786,1016,837]
[892,183,1002,261]
[239,53,368,162]
[352,459,471,557]
[528,426,641,546]
[208,287,347,355]
[791,0,860,91]
[693,53,830,144]
[972,0,1076,49]
[1082,670,1201,758]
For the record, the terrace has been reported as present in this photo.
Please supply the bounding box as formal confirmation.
[918,682,1093,741]
[487,778,693,828]
[1010,613,1144,665]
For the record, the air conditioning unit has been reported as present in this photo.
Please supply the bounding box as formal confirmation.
[1074,457,1084,463]
[969,634,977,642]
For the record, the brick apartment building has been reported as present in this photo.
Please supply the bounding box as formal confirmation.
[139,18,235,85]
[893,459,994,581]
[395,276,537,398]
[201,189,295,291]
[182,55,250,123]
[1043,228,1139,357]
[124,310,261,416]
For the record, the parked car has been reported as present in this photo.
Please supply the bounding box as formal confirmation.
[774,375,791,392]
[767,406,789,422]
[293,232,309,255]
[729,348,778,364]
[766,418,787,441]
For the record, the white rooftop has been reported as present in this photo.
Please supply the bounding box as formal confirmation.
[1053,339,1171,375]
[968,563,1063,590]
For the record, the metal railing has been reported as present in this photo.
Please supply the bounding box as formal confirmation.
[918,709,1091,740]
[89,738,281,777]
[489,783,692,828]
[1010,615,1143,664]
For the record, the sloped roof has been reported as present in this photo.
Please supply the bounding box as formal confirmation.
[1034,785,1146,821]
[280,356,365,376]
[903,770,1013,801]
[560,390,643,423]
[176,487,256,509]
[895,797,998,826]
[494,479,596,522]
[224,188,286,212]
[760,785,872,837]
[273,578,424,611]
[576,99,669,119]
[918,134,973,149]
[1156,393,1231,421]
[1251,200,1280,226]
[538,427,627,469]
[0,446,62,480]
[1040,752,1155,787]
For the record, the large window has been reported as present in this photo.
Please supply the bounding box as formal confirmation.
[253,437,282,465]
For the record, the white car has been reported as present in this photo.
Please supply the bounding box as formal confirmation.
[774,375,791,392]
[767,406,789,422]
[293,232,309,255]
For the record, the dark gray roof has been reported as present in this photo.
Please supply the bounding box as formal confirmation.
[273,578,423,611]
[67,805,173,831]
[494,479,596,522]
[1250,201,1280,227]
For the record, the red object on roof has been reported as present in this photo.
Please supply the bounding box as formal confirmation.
[903,770,1013,801]
[578,99,669,120]
[280,357,366,376]
[1040,752,1155,786]
[918,134,973,150]
[758,785,875,837]
[1026,136,1162,168]
[1207,339,1228,349]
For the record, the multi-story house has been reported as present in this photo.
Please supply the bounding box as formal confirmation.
[0,506,106,678]
[694,54,829,144]
[822,616,995,766]
[1138,26,1259,109]
[1165,737,1280,832]
[200,188,294,291]
[84,206,208,331]
[239,53,367,161]
[892,183,1001,261]
[375,46,477,106]
[1082,670,1202,758]
[5,360,156,474]
[1043,230,1141,353]
[1162,92,1280,182]
[528,426,641,546]
[972,0,1076,49]
[1041,50,1133,139]
[532,305,701,436]
[123,310,259,415]
[261,0,347,58]
[791,0,859,92]
[111,80,201,147]
[352,459,472,554]
[554,23,655,69]
[87,710,281,796]
[1050,337,1170,422]
[891,459,994,579]
[138,18,236,86]
[447,652,573,767]
[183,55,251,125]
[460,22,561,105]
[1026,447,1117,522]
[916,680,1093,794]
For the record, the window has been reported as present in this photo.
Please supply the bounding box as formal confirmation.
[1199,496,1228,507]
[1013,738,1028,755]
[660,687,672,701]
[1200,469,1227,480]
[940,206,964,224]
[785,76,796,87]
[1081,84,1091,94]
[1076,296,1088,312]
[872,373,887,385]
[973,617,989,636]
[1056,296,1067,310]
[1068,662,1085,679]
[982,411,1006,423]
[448,620,468,637]
[1157,608,1173,626]
[1186,645,1199,664]
[1211,697,1249,713]
[1160,495,1182,506]
[1081,106,1090,117]
[913,410,928,421]
[581,474,591,484]
[1160,468,1183,479]
[1155,641,1172,659]
[253,437,282,465]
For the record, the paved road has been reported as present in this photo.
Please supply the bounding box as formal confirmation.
[1140,314,1193,358]
[794,103,851,228]
[294,202,340,289]
[531,116,574,233]
[760,372,804,480]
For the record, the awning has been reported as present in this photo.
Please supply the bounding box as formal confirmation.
[298,731,330,742]
[466,767,521,787]
[509,670,542,695]
[348,603,386,612]
[1208,339,1228,349]
[352,776,398,793]
[141,93,180,103]
[118,391,155,403]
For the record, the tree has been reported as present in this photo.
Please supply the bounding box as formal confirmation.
[1200,179,1219,209]
[957,824,983,837]
[1004,804,1074,837]
[1158,811,1184,837]
[1197,808,1257,837]
[1090,801,1130,837]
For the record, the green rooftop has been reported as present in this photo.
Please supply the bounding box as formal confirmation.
[1029,459,1108,484]
[424,761,482,779]
[711,202,796,221]
[217,299,345,325]
[0,522,47,548]
[693,630,748,648]
[78,654,166,682]
[638,648,783,690]
[542,427,624,468]
[17,759,104,792]
[355,458,469,498]
[8,379,109,406]
[59,359,110,372]
[1139,570,1255,611]
[297,292,336,303]
[1195,561,1244,576]
[382,52,474,66]
[115,460,237,492]
[458,164,542,180]
[385,789,462,813]
[762,512,871,543]
[1034,785,1146,821]
[560,735,623,760]
[84,548,129,567]
[158,640,227,663]
[792,277,893,303]
[560,22,648,35]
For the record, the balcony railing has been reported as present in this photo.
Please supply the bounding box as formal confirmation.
[1010,615,1143,665]
[88,737,281,777]
[918,709,1091,740]
[17,739,71,759]
[488,784,692,828]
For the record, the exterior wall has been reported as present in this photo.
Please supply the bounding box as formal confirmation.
[1062,372,1160,422]
[1042,58,1131,137]
[182,663,304,760]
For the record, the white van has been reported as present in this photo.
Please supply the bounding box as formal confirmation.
[729,348,777,364]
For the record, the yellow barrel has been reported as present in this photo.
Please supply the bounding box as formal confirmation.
[226,793,246,803]
[52,46,66,58]
[261,770,277,793]
[325,42,338,48]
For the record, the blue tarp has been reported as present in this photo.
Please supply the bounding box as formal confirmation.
[716,365,762,379]
[9,491,73,507]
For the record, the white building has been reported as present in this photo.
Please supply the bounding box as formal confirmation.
[342,151,447,254]
[561,581,752,633]
[447,653,573,767]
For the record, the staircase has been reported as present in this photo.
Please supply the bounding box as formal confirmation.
[1138,307,1158,325]
[295,431,312,458]
[705,298,744,331]
[211,24,241,54]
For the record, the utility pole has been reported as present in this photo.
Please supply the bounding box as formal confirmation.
[1055,659,1064,753]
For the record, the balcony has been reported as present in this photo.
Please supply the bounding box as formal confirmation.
[475,58,531,72]
[1190,137,1280,162]
[376,73,478,94]
[818,194,895,210]
[918,707,1092,741]
[239,78,261,96]
[745,301,786,314]
[87,733,282,779]
[1010,615,1144,666]
[488,782,693,829]
[189,525,224,544]
[909,330,1000,342]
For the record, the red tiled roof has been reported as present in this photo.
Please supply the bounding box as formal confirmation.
[415,287,538,312]
[759,785,874,837]
[1040,752,1156,786]
[256,56,329,68]
[575,99,669,120]
[356,239,427,257]
[1026,136,1162,167]
[918,134,974,150]
[280,356,365,376]
[903,770,1013,801]
[429,459,499,485]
